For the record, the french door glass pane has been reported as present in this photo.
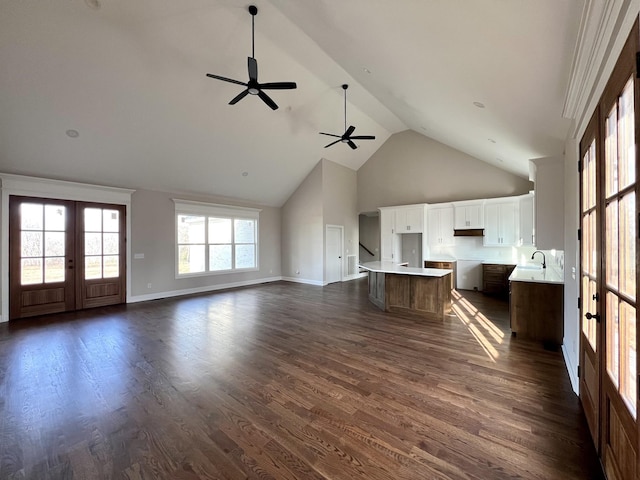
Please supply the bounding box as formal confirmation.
[21,258,43,285]
[21,231,42,257]
[618,78,636,191]
[605,105,619,197]
[103,255,119,278]
[44,205,65,231]
[45,257,65,283]
[103,209,119,232]
[583,140,596,211]
[45,232,65,256]
[85,256,102,279]
[620,300,636,417]
[21,203,43,230]
[85,232,101,256]
[606,200,619,289]
[84,208,102,232]
[607,292,620,388]
[103,233,119,255]
[619,192,636,300]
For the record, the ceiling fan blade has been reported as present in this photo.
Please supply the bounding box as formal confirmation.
[258,90,278,110]
[319,132,341,138]
[248,57,258,82]
[347,140,358,150]
[259,82,297,90]
[206,73,247,87]
[344,125,356,137]
[349,135,376,140]
[229,89,249,105]
[324,139,342,148]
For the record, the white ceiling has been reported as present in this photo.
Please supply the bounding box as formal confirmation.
[0,0,584,206]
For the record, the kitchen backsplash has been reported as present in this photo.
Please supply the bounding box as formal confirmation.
[428,236,564,273]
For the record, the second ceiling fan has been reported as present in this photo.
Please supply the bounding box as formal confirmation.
[205,5,296,110]
[320,84,375,149]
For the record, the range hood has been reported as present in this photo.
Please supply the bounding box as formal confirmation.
[453,228,484,237]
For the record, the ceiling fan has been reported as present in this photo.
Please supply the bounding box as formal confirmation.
[319,84,375,149]
[205,5,296,110]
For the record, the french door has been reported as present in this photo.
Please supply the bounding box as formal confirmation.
[9,196,126,320]
[579,20,639,480]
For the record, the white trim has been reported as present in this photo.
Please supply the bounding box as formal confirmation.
[129,276,282,303]
[0,173,134,323]
[281,277,325,286]
[173,199,261,219]
[562,342,580,395]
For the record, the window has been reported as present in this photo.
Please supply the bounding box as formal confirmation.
[174,200,260,276]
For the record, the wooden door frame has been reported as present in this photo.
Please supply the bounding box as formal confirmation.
[0,174,134,322]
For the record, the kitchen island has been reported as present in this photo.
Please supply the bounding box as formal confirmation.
[359,261,453,320]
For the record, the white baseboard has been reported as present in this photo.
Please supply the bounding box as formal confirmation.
[281,277,324,286]
[128,276,283,303]
[562,343,579,395]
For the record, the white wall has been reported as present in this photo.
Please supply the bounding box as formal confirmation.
[129,189,281,300]
[357,130,533,213]
[322,159,358,279]
[281,161,324,284]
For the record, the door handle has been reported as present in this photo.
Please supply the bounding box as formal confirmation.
[585,312,600,323]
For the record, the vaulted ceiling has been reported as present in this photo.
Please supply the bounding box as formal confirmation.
[0,0,585,206]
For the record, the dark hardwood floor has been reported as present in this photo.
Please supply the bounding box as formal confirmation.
[0,279,603,479]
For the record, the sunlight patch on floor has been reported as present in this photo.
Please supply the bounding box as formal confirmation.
[451,290,504,362]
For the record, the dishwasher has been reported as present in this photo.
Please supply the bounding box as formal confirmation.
[456,260,482,291]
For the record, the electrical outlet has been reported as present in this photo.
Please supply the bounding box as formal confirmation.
[147,283,152,289]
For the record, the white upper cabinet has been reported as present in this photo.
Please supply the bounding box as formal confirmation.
[394,205,424,233]
[427,205,454,246]
[530,157,564,249]
[519,193,535,246]
[483,199,518,246]
[453,201,484,229]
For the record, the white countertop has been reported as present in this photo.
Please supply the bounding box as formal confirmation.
[482,260,518,266]
[359,261,452,278]
[508,266,564,284]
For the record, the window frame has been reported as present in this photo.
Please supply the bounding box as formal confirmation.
[173,199,260,278]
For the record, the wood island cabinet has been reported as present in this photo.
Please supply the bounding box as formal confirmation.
[424,260,457,290]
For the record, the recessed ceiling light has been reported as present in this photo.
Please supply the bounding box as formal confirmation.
[363,67,371,74]
[66,129,79,138]
[242,171,249,177]
[488,138,496,143]
[85,0,101,10]
[473,101,485,108]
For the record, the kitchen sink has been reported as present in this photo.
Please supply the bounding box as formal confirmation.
[516,264,543,270]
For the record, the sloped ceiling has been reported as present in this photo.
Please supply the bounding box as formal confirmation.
[0,0,584,206]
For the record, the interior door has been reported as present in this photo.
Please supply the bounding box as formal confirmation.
[9,197,76,319]
[326,225,342,284]
[579,22,639,480]
[9,197,126,319]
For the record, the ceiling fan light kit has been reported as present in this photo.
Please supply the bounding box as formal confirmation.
[319,84,375,149]
[205,5,296,110]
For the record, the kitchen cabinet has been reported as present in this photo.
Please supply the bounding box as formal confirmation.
[427,205,454,247]
[519,193,534,246]
[454,201,484,229]
[379,208,400,262]
[394,205,424,233]
[483,199,518,246]
[510,280,563,347]
[424,260,457,290]
[482,263,515,296]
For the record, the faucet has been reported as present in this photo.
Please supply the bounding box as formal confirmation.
[531,250,546,269]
